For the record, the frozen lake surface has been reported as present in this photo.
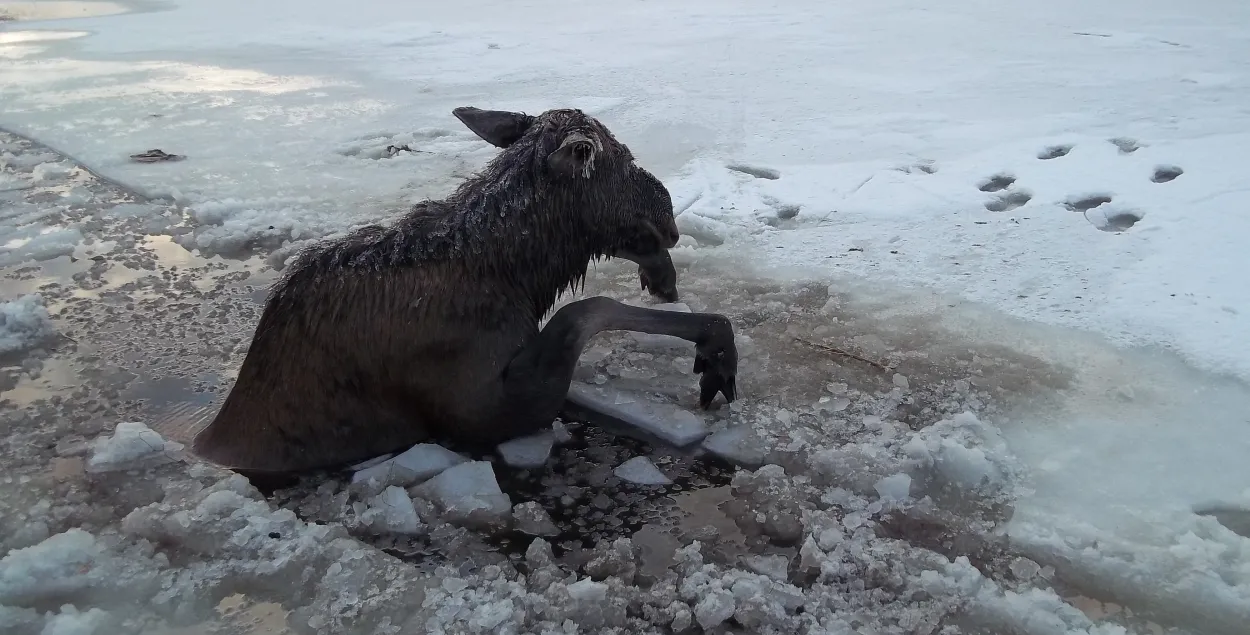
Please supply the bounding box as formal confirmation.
[2,0,1249,633]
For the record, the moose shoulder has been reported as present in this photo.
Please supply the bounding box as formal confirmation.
[192,107,739,474]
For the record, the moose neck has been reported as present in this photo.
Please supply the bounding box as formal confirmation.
[447,168,610,321]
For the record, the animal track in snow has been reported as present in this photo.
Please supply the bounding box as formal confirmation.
[896,161,937,175]
[978,174,1016,192]
[1152,165,1184,183]
[1063,194,1113,212]
[1085,207,1143,233]
[1109,137,1141,154]
[727,163,780,180]
[758,194,802,228]
[985,190,1032,212]
[1038,144,1074,160]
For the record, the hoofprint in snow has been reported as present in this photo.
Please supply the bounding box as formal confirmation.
[2,0,1250,634]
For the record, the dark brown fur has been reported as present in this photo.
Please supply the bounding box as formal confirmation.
[193,107,737,474]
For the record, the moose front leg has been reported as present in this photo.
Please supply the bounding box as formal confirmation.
[501,297,737,430]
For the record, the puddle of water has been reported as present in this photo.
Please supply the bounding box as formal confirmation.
[633,484,756,580]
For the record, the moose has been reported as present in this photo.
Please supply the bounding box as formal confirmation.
[192,106,739,475]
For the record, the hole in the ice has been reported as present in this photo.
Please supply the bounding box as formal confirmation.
[1063,194,1113,212]
[270,423,736,569]
[1151,165,1183,183]
[1037,144,1074,160]
[1109,137,1141,154]
[977,174,1016,192]
[984,190,1032,212]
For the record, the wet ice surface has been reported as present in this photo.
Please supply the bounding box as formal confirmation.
[0,131,1233,635]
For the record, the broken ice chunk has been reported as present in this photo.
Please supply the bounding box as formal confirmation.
[86,421,183,473]
[629,302,693,350]
[37,605,110,635]
[411,461,512,529]
[613,456,673,485]
[694,589,736,629]
[567,578,609,602]
[566,382,709,447]
[496,431,554,468]
[361,486,423,535]
[350,443,466,493]
[512,502,559,536]
[349,452,396,471]
[874,473,912,501]
[700,425,765,468]
[742,554,790,582]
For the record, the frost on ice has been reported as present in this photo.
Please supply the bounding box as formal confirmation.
[85,421,184,473]
[0,294,55,356]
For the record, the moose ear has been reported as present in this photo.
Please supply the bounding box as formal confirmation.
[547,132,601,179]
[452,106,536,148]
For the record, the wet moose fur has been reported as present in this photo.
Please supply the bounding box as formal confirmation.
[193,107,738,474]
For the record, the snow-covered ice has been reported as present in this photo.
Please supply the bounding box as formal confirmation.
[3,0,1250,632]
[0,294,54,355]
[85,421,183,473]
[612,456,673,486]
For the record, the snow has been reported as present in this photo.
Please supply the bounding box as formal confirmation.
[0,529,101,606]
[3,0,1250,632]
[85,421,184,473]
[38,605,109,635]
[612,456,672,486]
[0,294,54,355]
[495,430,554,469]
